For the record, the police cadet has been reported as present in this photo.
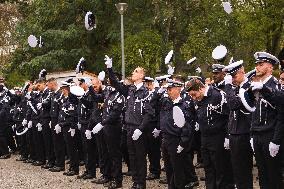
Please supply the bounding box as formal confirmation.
[161,79,195,189]
[90,77,111,185]
[14,85,29,161]
[186,78,234,189]
[211,64,226,90]
[0,78,11,159]
[37,78,55,169]
[143,77,161,181]
[47,78,65,172]
[248,52,283,188]
[58,79,79,176]
[76,78,97,180]
[92,79,125,189]
[105,55,149,189]
[223,60,253,189]
[29,79,46,166]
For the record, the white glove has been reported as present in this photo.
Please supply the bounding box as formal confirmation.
[224,138,230,150]
[152,128,161,138]
[37,103,42,110]
[104,55,112,68]
[12,124,16,131]
[36,123,42,132]
[177,145,184,153]
[195,67,202,74]
[54,124,61,134]
[132,129,142,141]
[157,87,166,94]
[68,128,76,137]
[224,75,232,85]
[85,130,92,140]
[92,122,104,134]
[269,142,280,157]
[251,81,263,91]
[49,121,52,128]
[22,119,28,126]
[167,65,175,75]
[250,138,254,152]
[195,122,199,131]
[77,122,81,130]
[28,121,33,128]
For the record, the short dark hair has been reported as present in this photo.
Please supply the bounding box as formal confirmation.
[35,78,46,84]
[186,79,205,92]
[46,77,56,83]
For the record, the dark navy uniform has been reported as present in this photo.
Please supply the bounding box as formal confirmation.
[58,94,79,174]
[50,89,65,170]
[78,87,97,178]
[0,90,10,157]
[252,76,284,188]
[160,96,194,189]
[38,88,55,167]
[101,87,125,185]
[225,82,253,189]
[195,86,234,189]
[108,68,149,188]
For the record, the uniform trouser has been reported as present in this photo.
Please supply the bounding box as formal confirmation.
[96,130,111,178]
[42,118,55,164]
[79,125,88,171]
[229,134,253,189]
[104,125,123,183]
[32,120,45,162]
[26,127,36,160]
[162,135,191,189]
[201,134,234,189]
[51,118,65,168]
[62,126,79,172]
[15,122,28,158]
[146,130,161,176]
[5,125,17,151]
[253,131,283,189]
[127,127,147,186]
[81,124,97,176]
[0,135,9,156]
[121,128,130,170]
[187,150,198,182]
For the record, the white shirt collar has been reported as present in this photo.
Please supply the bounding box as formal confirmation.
[172,96,182,104]
[262,75,272,84]
[204,85,210,97]
[134,82,143,90]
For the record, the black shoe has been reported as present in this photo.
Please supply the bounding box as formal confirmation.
[77,171,88,179]
[63,170,79,176]
[92,176,110,184]
[108,180,122,189]
[41,163,54,169]
[16,156,27,161]
[159,177,168,184]
[136,184,146,189]
[146,173,160,180]
[49,166,65,172]
[185,181,199,188]
[0,154,11,159]
[32,161,45,166]
[83,174,96,180]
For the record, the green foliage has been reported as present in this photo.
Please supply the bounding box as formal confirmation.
[110,30,163,77]
[3,0,284,87]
